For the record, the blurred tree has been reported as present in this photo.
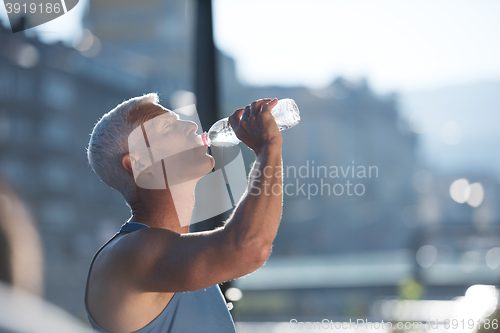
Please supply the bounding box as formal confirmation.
[398,277,424,300]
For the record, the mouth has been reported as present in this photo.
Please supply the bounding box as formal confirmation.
[195,134,204,147]
[195,135,211,151]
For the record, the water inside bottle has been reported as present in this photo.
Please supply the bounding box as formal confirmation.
[202,98,300,147]
[208,118,241,147]
[273,99,300,130]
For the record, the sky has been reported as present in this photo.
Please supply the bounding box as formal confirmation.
[213,0,500,93]
[1,0,500,93]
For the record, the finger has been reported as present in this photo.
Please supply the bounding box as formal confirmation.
[261,98,278,113]
[241,104,251,121]
[250,98,272,117]
[228,108,244,128]
[232,107,244,120]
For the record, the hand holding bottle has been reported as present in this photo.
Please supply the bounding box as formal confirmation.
[201,98,300,152]
[227,99,283,155]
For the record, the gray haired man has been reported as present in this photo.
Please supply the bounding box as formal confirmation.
[85,94,284,332]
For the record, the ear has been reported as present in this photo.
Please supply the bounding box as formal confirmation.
[121,154,133,174]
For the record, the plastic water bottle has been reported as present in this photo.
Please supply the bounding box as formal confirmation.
[201,98,300,147]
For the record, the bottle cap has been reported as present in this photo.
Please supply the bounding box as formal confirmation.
[201,132,210,147]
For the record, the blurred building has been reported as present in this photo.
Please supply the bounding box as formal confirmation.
[85,0,195,96]
[0,0,198,322]
[0,22,155,320]
[217,53,500,321]
[216,54,424,320]
[217,52,418,255]
[411,172,500,289]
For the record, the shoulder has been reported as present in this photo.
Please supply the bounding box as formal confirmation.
[115,227,181,259]
[99,228,181,280]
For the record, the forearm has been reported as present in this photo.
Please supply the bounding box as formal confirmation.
[224,144,283,253]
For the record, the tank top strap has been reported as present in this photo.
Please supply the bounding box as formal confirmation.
[118,222,150,233]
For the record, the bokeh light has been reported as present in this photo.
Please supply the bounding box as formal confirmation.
[485,247,500,270]
[225,287,243,302]
[449,178,470,204]
[416,245,437,268]
[466,182,485,207]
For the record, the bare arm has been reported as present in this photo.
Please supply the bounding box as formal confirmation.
[223,98,284,258]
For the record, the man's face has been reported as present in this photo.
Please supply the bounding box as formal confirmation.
[129,104,214,189]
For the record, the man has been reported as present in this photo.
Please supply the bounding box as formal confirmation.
[85,93,283,332]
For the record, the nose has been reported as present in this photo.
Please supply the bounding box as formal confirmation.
[183,120,198,135]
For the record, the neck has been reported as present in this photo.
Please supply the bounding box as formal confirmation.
[128,179,199,234]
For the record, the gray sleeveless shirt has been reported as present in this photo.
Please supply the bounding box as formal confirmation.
[85,222,236,333]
